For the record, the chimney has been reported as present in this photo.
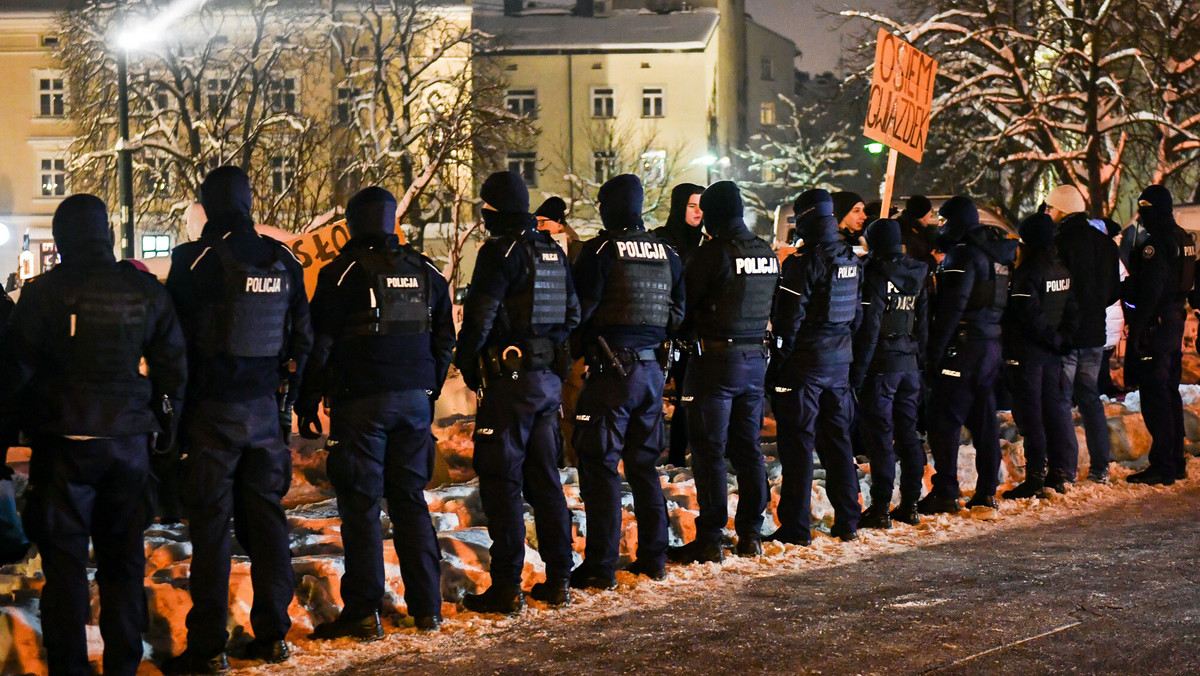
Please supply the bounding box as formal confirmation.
[575,0,595,17]
[504,0,523,16]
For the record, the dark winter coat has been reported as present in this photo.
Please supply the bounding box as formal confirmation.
[1053,212,1121,348]
[897,213,938,273]
[1003,249,1080,364]
[650,183,706,265]
[928,227,1019,367]
[851,252,928,385]
[681,216,776,342]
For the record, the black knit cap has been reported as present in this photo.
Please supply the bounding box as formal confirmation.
[699,180,743,223]
[793,188,834,222]
[534,196,568,223]
[597,174,644,230]
[831,191,863,224]
[346,186,397,239]
[480,171,529,214]
[1018,212,1056,250]
[199,165,253,218]
[52,194,112,249]
[903,195,932,219]
[865,218,902,254]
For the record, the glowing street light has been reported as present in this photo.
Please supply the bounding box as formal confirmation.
[865,142,886,155]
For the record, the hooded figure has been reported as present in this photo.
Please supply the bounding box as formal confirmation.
[897,195,938,272]
[1001,212,1080,498]
[479,171,535,236]
[852,217,929,528]
[52,194,116,266]
[295,185,455,636]
[198,165,255,235]
[793,188,839,244]
[597,173,644,232]
[651,183,706,263]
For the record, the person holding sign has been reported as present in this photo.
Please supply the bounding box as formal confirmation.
[296,187,456,637]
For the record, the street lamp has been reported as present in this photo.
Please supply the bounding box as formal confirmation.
[111,0,204,259]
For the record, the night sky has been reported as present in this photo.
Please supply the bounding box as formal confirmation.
[745,0,902,75]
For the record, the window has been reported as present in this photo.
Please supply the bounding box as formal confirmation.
[336,87,361,124]
[593,150,617,184]
[206,77,234,116]
[591,87,615,118]
[39,158,66,197]
[640,150,666,186]
[271,155,296,195]
[505,89,537,118]
[142,156,173,195]
[760,101,777,126]
[269,76,298,114]
[41,35,59,47]
[506,152,537,187]
[761,57,774,81]
[641,87,664,118]
[38,76,65,117]
[141,234,173,259]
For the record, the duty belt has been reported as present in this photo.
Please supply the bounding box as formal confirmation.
[482,336,556,379]
[588,345,659,375]
[697,337,767,355]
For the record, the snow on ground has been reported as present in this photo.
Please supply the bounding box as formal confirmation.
[1,380,1199,674]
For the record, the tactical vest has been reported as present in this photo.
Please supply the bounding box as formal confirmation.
[199,238,290,358]
[880,274,919,337]
[67,268,148,383]
[807,244,860,325]
[1174,228,1196,302]
[967,252,1010,312]
[504,235,569,331]
[1041,268,1072,330]
[698,236,778,337]
[593,230,672,328]
[343,247,431,337]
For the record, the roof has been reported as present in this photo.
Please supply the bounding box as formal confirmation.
[0,0,70,12]
[474,6,720,53]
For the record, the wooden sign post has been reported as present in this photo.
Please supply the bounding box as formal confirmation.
[863,28,938,216]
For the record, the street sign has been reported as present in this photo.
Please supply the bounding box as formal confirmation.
[863,28,938,216]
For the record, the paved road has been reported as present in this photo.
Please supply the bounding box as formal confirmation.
[341,486,1200,675]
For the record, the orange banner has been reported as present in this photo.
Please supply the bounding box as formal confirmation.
[863,28,938,163]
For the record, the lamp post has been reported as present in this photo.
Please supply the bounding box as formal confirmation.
[116,47,135,260]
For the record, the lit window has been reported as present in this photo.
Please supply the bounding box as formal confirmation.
[591,87,615,118]
[141,234,173,259]
[641,87,664,118]
[593,150,617,183]
[506,152,537,187]
[505,89,537,118]
[271,155,296,195]
[760,101,777,126]
[39,77,65,117]
[40,158,66,197]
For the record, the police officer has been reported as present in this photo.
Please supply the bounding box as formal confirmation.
[570,175,683,587]
[295,187,455,636]
[163,167,312,673]
[1001,213,1080,498]
[921,196,1018,514]
[770,189,862,543]
[0,195,187,676]
[852,218,928,528]
[668,181,775,563]
[651,183,705,467]
[1124,185,1195,485]
[454,171,579,613]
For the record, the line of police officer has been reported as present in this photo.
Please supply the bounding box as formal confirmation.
[3,161,1194,674]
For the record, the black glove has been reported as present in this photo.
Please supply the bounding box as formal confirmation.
[459,360,482,392]
[294,398,323,440]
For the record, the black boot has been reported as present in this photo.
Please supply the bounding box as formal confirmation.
[965,493,998,510]
[889,501,920,526]
[735,536,762,557]
[666,539,725,564]
[626,558,667,580]
[414,615,443,631]
[859,502,892,530]
[309,611,385,642]
[917,492,961,515]
[1128,469,1174,486]
[462,583,525,615]
[1002,478,1046,500]
[529,577,572,606]
[240,639,289,664]
[160,651,230,675]
[829,522,858,541]
[763,528,811,547]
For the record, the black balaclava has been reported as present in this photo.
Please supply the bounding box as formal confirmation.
[937,195,982,244]
[346,186,398,244]
[699,180,744,237]
[534,197,568,224]
[1138,184,1175,234]
[479,171,532,235]
[52,194,116,265]
[1018,212,1057,251]
[199,166,254,232]
[793,188,838,243]
[865,218,903,256]
[597,174,644,232]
